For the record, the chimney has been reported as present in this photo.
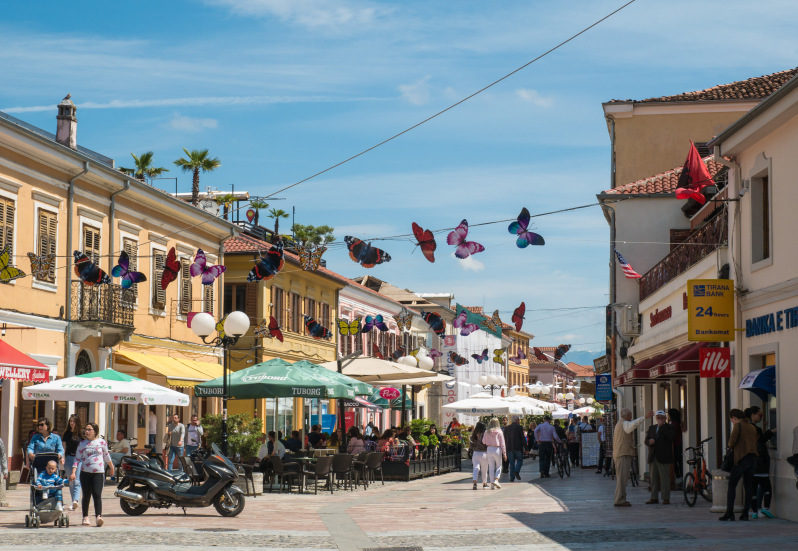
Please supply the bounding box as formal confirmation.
[56,94,77,149]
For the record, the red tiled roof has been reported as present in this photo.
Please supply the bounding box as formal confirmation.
[529,346,557,366]
[601,156,725,196]
[609,68,798,104]
[567,362,594,378]
[464,306,484,315]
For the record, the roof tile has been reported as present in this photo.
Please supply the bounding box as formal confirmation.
[601,156,725,196]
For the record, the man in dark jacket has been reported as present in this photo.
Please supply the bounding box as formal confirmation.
[503,416,526,481]
[645,410,674,504]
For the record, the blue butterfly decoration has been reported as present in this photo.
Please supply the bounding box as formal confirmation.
[508,207,545,248]
[112,251,147,289]
[362,314,389,332]
[471,348,488,364]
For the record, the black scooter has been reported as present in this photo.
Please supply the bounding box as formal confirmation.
[115,443,244,517]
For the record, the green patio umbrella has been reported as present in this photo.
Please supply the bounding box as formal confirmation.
[292,360,375,396]
[195,358,356,400]
[368,389,414,410]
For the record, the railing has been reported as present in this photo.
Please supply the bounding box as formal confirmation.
[70,281,135,326]
[639,208,728,301]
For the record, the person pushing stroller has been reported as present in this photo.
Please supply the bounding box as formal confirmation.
[36,460,66,511]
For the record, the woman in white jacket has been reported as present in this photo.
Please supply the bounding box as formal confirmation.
[469,422,488,490]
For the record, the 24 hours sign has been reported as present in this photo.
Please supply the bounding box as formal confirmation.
[687,279,734,342]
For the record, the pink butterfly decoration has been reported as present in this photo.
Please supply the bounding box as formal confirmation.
[447,219,485,259]
[453,309,480,336]
[190,249,226,285]
[428,348,442,360]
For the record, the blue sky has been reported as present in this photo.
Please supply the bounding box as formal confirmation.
[2,0,796,361]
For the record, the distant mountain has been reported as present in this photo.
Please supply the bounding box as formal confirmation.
[563,349,603,366]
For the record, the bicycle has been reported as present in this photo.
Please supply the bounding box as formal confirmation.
[683,437,713,506]
[554,442,571,478]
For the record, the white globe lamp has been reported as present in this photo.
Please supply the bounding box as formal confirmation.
[223,310,251,337]
[190,312,216,338]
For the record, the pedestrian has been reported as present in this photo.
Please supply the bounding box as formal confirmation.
[109,429,131,472]
[482,418,506,489]
[148,406,157,449]
[185,414,204,458]
[745,406,775,519]
[668,408,684,489]
[613,409,653,507]
[645,410,675,504]
[534,415,561,478]
[526,422,538,455]
[504,416,525,482]
[0,435,8,507]
[469,422,488,490]
[307,425,323,449]
[62,413,83,511]
[446,417,462,435]
[579,416,591,432]
[596,416,607,474]
[567,417,580,467]
[26,417,65,466]
[70,422,114,527]
[166,413,185,470]
[35,460,66,511]
[719,408,758,521]
[346,427,366,455]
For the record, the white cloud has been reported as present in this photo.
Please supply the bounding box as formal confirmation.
[168,114,218,132]
[399,76,432,106]
[454,253,485,272]
[515,88,554,108]
[205,0,386,29]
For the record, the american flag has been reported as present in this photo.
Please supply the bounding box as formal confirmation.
[614,249,642,279]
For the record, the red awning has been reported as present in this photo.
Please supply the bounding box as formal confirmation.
[659,342,705,377]
[0,340,50,382]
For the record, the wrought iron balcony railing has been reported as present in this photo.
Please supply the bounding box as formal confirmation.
[638,208,728,301]
[70,281,135,327]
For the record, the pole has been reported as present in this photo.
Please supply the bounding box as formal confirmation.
[337,358,347,451]
[222,343,228,456]
[401,384,407,426]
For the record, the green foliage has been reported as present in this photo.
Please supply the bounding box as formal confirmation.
[120,151,168,181]
[409,417,433,440]
[428,434,439,448]
[267,208,290,238]
[249,199,270,210]
[214,193,236,206]
[201,413,262,460]
[291,223,335,246]
[417,434,429,447]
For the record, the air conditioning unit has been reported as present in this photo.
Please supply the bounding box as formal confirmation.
[618,304,640,337]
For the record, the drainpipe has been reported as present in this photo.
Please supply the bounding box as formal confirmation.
[64,161,90,380]
[108,179,131,272]
[607,115,617,190]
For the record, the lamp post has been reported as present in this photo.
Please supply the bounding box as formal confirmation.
[479,374,506,396]
[190,311,250,456]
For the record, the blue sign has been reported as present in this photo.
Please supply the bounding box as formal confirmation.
[595,374,612,402]
[321,414,337,434]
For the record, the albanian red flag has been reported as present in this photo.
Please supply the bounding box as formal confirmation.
[674,141,714,205]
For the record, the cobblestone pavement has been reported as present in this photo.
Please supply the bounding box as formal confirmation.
[1,458,796,551]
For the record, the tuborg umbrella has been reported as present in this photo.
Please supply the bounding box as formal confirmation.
[21,368,189,406]
[293,360,374,396]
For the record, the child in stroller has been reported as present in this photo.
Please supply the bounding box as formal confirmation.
[36,460,66,511]
[26,453,69,528]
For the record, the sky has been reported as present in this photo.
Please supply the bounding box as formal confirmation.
[2,0,796,362]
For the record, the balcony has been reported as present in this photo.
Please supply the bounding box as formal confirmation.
[638,208,728,301]
[70,281,135,346]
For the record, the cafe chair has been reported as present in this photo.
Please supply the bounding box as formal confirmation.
[364,452,385,486]
[302,455,334,495]
[270,456,302,494]
[331,453,355,491]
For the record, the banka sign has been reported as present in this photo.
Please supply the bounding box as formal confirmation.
[745,306,798,338]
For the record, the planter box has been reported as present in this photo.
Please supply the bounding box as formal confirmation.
[382,459,437,481]
[437,453,460,474]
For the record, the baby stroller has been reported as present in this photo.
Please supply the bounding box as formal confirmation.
[25,452,69,528]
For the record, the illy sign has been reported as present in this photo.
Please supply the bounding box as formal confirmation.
[699,347,730,378]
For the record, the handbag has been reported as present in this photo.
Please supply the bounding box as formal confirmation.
[721,448,734,471]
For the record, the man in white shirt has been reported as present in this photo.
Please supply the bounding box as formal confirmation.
[613,408,653,506]
[596,417,607,474]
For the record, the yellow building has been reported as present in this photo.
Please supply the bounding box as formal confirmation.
[0,98,234,467]
[504,326,533,395]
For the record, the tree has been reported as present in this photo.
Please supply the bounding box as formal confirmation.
[201,413,262,460]
[248,199,270,226]
[174,148,221,206]
[267,208,290,241]
[119,151,168,182]
[214,193,236,220]
[291,224,335,247]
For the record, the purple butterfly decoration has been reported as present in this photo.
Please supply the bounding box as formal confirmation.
[428,348,442,360]
[509,349,527,364]
[111,251,147,289]
[447,219,485,259]
[471,348,488,364]
[453,310,480,336]
[362,314,389,333]
[508,207,545,248]
[190,248,226,285]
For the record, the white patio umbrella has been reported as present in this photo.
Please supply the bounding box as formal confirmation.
[504,395,546,415]
[21,368,189,406]
[551,407,572,420]
[320,356,438,383]
[517,396,559,413]
[572,405,602,416]
[442,392,526,416]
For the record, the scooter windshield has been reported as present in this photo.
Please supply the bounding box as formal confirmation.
[210,443,237,472]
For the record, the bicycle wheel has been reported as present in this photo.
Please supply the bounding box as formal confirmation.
[564,457,571,477]
[700,474,713,502]
[683,472,698,507]
[556,456,564,478]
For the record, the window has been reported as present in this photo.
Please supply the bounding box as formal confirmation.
[179,258,191,314]
[751,172,771,264]
[122,238,138,299]
[223,283,246,315]
[320,303,330,332]
[0,197,14,265]
[203,284,214,314]
[36,209,57,282]
[303,298,316,335]
[271,287,285,327]
[289,292,301,333]
[152,249,166,309]
[82,225,101,264]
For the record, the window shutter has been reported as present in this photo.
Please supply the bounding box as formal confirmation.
[122,238,138,299]
[204,284,215,315]
[82,225,101,264]
[179,258,191,314]
[35,208,57,283]
[0,197,15,262]
[244,283,257,323]
[152,250,166,309]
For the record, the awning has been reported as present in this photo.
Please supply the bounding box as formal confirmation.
[740,367,775,401]
[658,342,706,377]
[170,358,224,380]
[115,351,220,388]
[0,340,49,382]
[342,397,381,410]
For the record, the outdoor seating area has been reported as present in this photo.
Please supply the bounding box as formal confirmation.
[264,451,387,494]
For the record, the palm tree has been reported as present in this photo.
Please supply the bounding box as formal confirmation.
[249,199,269,226]
[214,193,236,220]
[174,148,221,206]
[120,152,168,182]
[267,208,290,241]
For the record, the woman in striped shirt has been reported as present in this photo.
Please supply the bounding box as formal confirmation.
[69,422,114,527]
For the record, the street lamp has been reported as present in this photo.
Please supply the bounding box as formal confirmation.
[190,311,250,456]
[479,374,506,396]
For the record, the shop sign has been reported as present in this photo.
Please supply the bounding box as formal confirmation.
[649,306,672,327]
[595,374,612,401]
[593,355,609,375]
[699,347,730,378]
[687,279,735,342]
[379,387,400,400]
[745,306,798,337]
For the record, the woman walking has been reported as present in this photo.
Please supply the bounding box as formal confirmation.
[482,418,507,489]
[469,422,488,490]
[62,414,83,511]
[69,422,114,527]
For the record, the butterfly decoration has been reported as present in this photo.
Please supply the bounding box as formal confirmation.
[420,311,445,336]
[452,309,480,336]
[297,244,326,272]
[554,344,571,361]
[428,348,442,360]
[394,307,413,332]
[446,219,485,259]
[511,302,526,331]
[27,252,55,281]
[247,244,284,282]
[0,247,25,283]
[111,251,147,289]
[532,347,549,362]
[471,348,489,364]
[372,343,384,360]
[493,348,507,363]
[161,247,180,290]
[191,248,226,285]
[254,316,284,342]
[480,309,502,332]
[344,236,391,268]
[73,251,110,285]
[304,315,332,340]
[391,347,406,361]
[337,318,361,336]
[411,222,437,263]
[362,314,389,333]
[215,315,227,339]
[508,207,545,248]
[448,351,468,366]
[509,349,527,364]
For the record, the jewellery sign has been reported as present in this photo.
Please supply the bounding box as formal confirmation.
[687,279,734,342]
[699,347,730,378]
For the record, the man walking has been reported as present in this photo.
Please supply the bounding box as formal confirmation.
[504,416,525,481]
[613,409,653,506]
[185,414,204,458]
[534,415,561,478]
[166,413,185,471]
[645,410,674,504]
[596,416,607,474]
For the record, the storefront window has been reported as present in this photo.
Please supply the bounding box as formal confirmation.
[277,397,293,436]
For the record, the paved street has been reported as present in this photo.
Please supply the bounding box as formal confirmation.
[1,459,796,551]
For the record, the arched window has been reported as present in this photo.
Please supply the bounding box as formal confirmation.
[75,350,92,375]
